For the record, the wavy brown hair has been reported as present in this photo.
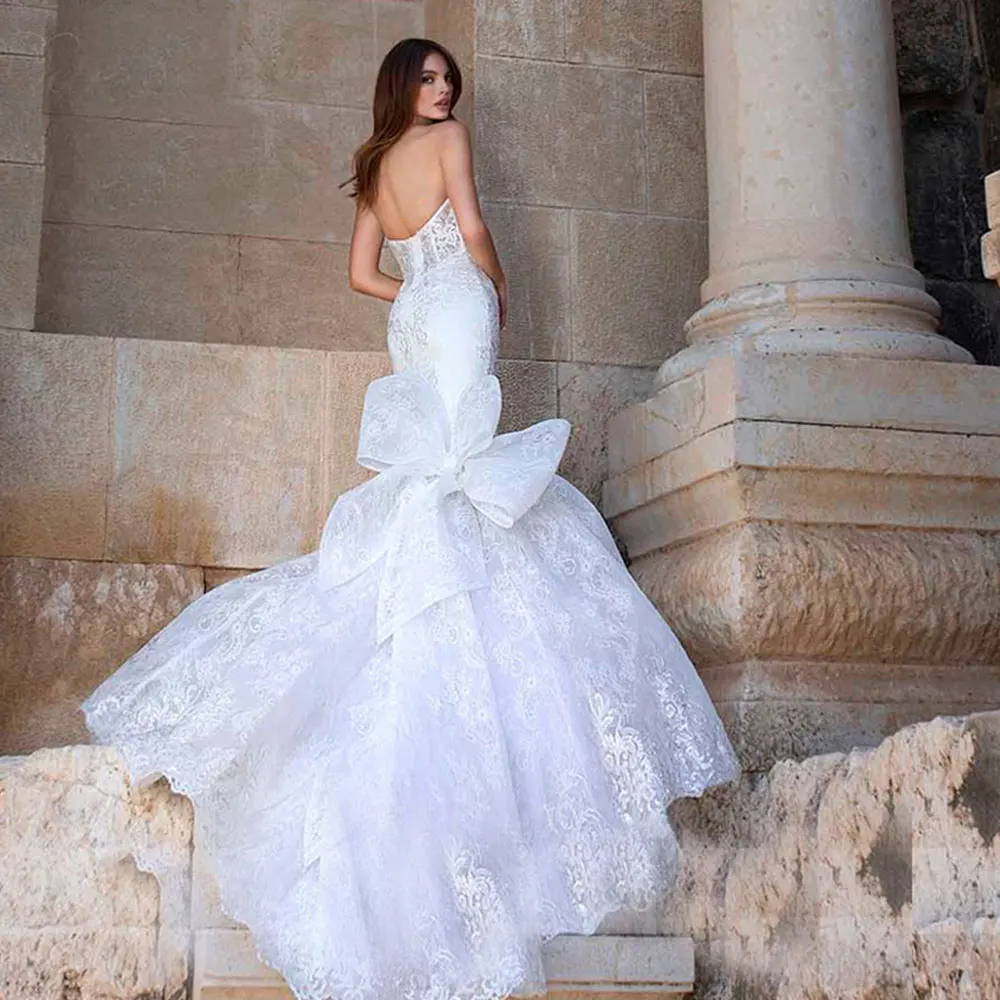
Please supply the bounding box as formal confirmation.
[340,38,463,210]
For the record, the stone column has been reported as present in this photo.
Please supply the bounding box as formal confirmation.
[984,171,1000,287]
[662,0,969,387]
[604,0,1000,770]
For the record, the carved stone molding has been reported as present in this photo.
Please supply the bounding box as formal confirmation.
[631,522,1000,669]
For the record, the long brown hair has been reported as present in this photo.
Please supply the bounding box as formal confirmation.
[340,38,463,210]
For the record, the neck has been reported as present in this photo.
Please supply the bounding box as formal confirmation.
[413,114,443,127]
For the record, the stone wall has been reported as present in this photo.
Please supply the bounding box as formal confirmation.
[894,0,1000,364]
[2,712,997,1000]
[470,0,708,500]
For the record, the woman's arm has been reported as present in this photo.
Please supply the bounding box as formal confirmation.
[348,201,402,302]
[439,119,507,328]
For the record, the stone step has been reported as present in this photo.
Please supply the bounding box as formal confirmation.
[192,929,696,1000]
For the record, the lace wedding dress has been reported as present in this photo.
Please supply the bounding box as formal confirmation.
[82,197,740,1000]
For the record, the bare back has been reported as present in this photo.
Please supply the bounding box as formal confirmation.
[374,126,448,240]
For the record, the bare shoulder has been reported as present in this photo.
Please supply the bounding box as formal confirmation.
[435,117,470,150]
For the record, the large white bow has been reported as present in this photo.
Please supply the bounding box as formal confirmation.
[318,372,570,643]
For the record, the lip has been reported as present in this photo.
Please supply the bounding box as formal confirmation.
[434,99,450,109]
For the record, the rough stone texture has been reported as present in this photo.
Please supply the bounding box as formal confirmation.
[0,330,112,560]
[557,362,656,506]
[233,0,374,108]
[43,103,367,243]
[0,54,44,163]
[483,201,571,360]
[662,711,1000,999]
[0,164,44,330]
[571,212,707,365]
[476,0,565,60]
[0,556,203,754]
[926,279,1000,366]
[564,0,702,76]
[497,358,559,431]
[644,74,707,221]
[0,746,193,1000]
[904,109,990,281]
[631,523,1000,671]
[914,918,1000,999]
[107,338,326,568]
[476,57,646,211]
[0,5,55,56]
[37,223,241,342]
[237,237,389,351]
[375,1,425,67]
[892,0,972,95]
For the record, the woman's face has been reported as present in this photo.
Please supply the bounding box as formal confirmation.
[414,51,453,121]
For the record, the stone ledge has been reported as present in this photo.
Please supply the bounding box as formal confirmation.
[193,930,695,1000]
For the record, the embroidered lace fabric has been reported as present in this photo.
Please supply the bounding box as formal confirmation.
[82,197,740,1000]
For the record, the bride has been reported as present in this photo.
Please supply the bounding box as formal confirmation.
[82,36,739,1000]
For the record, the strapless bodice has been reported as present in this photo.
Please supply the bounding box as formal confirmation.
[385,198,500,424]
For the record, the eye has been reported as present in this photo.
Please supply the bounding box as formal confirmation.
[422,73,434,84]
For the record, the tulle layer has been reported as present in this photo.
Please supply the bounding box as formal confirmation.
[82,476,739,1000]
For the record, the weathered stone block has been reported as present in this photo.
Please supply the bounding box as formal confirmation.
[476,57,645,211]
[904,109,989,280]
[0,329,112,560]
[375,1,425,61]
[0,557,203,754]
[0,5,54,55]
[237,236,388,351]
[37,223,241,342]
[926,279,1000,366]
[557,362,656,505]
[0,746,192,1000]
[565,0,701,75]
[482,201,571,360]
[107,339,325,568]
[914,918,1000,998]
[497,358,558,432]
[645,74,707,221]
[477,0,565,59]
[571,211,706,365]
[892,0,972,95]
[47,0,240,125]
[0,54,44,162]
[0,163,44,330]
[44,105,367,242]
[234,0,373,108]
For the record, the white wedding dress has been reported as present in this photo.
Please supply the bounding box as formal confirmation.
[82,197,740,1000]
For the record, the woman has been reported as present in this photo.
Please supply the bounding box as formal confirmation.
[82,37,739,1000]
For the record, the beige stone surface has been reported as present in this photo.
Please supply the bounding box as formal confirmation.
[234,0,373,108]
[44,104,366,242]
[37,223,241,341]
[571,212,706,365]
[323,350,392,510]
[375,0,425,60]
[0,556,203,754]
[476,57,645,211]
[107,339,325,568]
[564,0,702,75]
[557,362,656,505]
[0,163,44,330]
[662,712,1000,998]
[476,0,565,59]
[237,236,388,351]
[0,745,193,1000]
[204,567,253,591]
[608,353,1000,477]
[0,5,54,56]
[914,918,1000,999]
[983,227,1000,284]
[0,330,112,560]
[631,523,1000,670]
[644,74,707,221]
[484,201,571,360]
[986,171,1000,229]
[497,358,559,432]
[46,0,240,126]
[0,54,44,163]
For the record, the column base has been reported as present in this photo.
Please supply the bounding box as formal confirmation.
[605,352,1000,770]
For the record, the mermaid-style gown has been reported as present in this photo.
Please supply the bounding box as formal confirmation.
[82,197,740,1000]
